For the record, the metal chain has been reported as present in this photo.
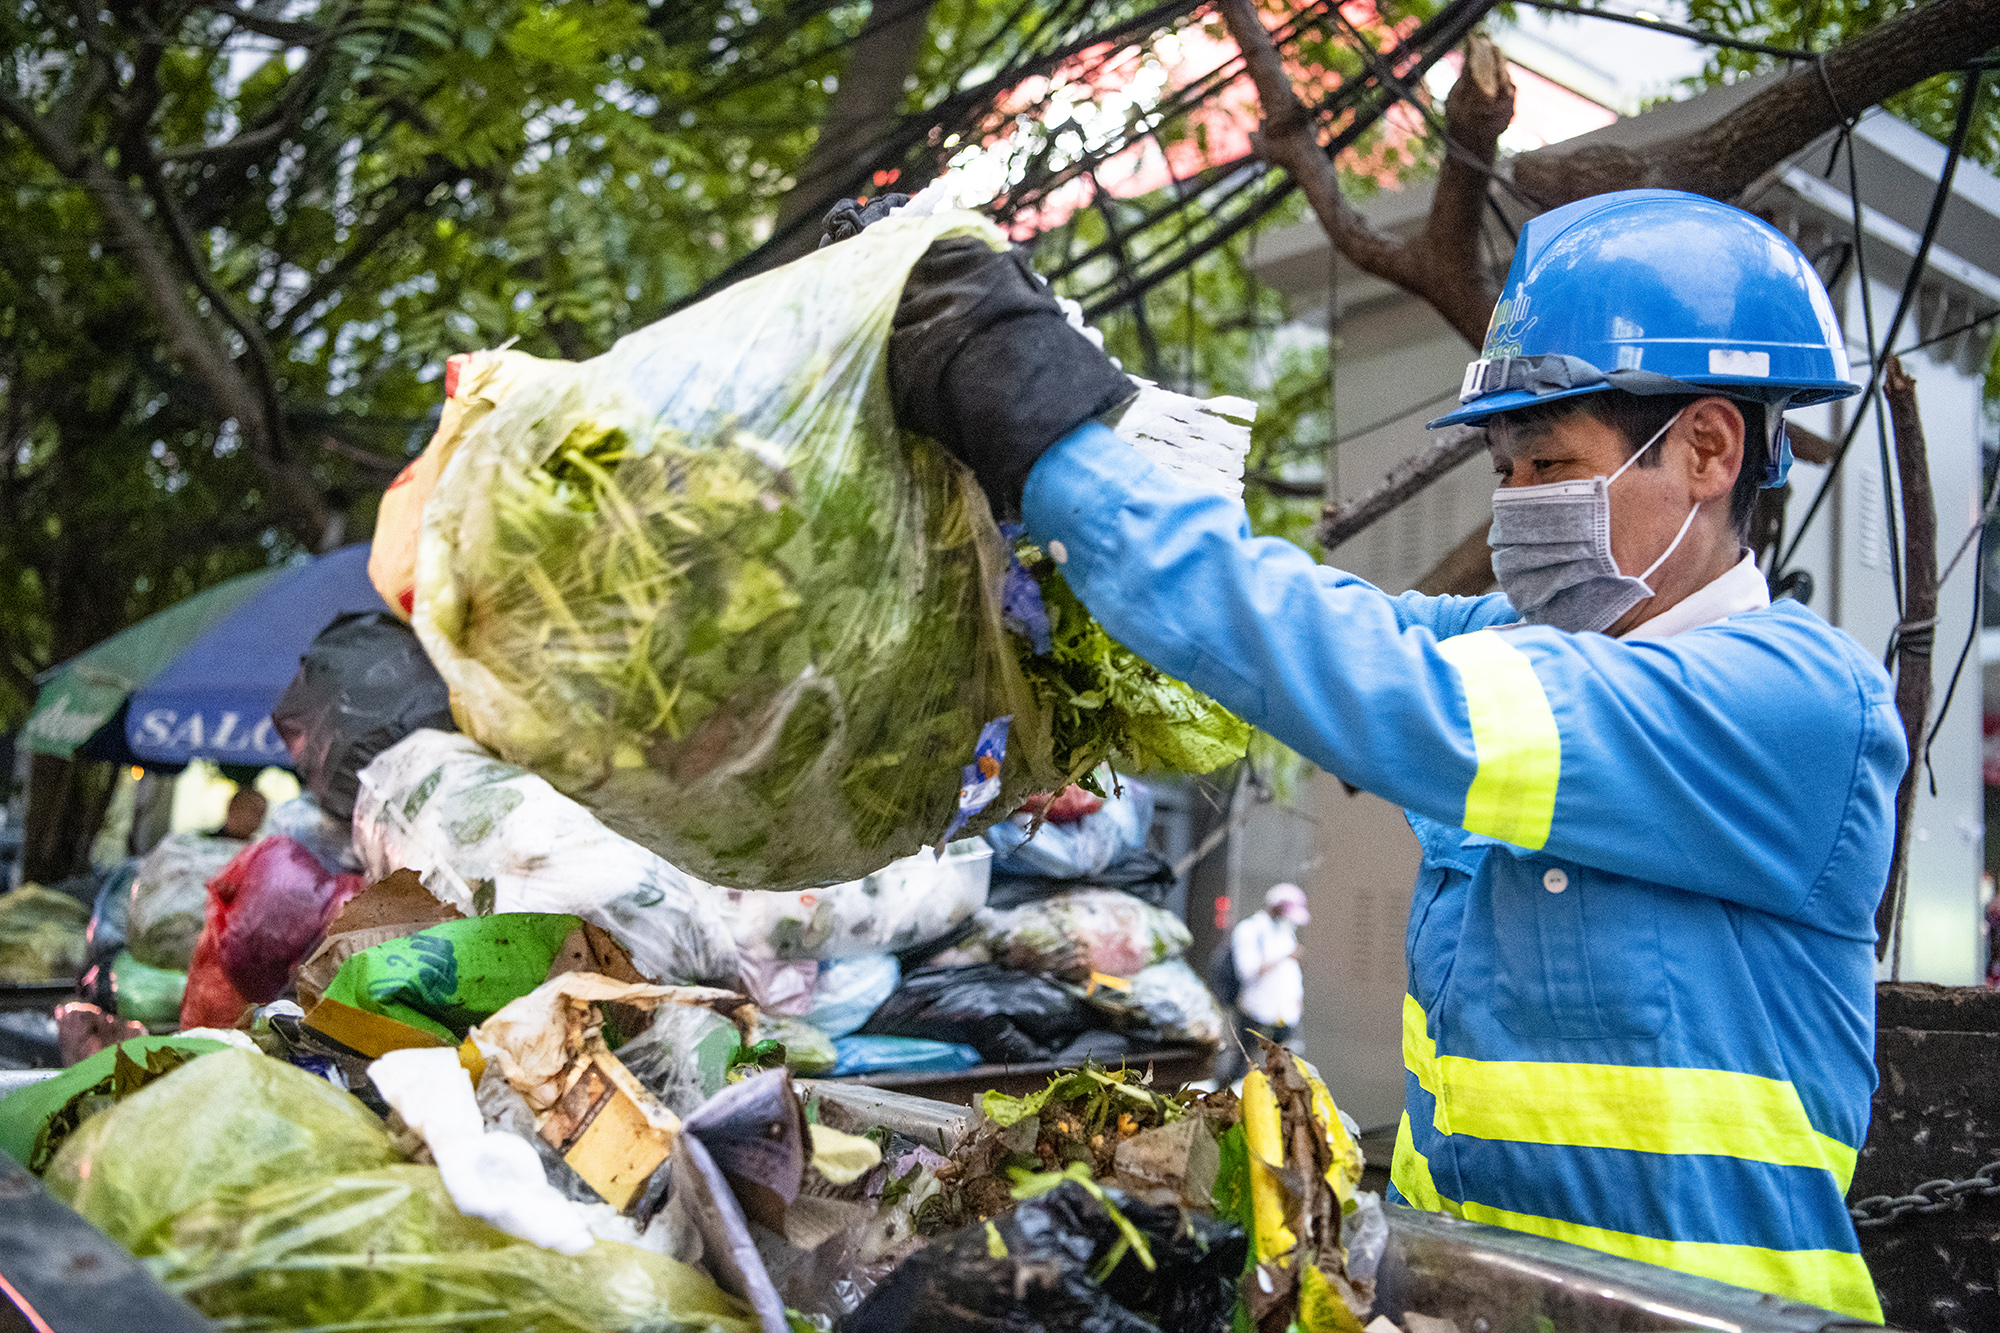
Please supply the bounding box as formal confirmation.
[1850,1160,2000,1228]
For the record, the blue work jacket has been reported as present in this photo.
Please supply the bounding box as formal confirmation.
[1023,422,1904,1321]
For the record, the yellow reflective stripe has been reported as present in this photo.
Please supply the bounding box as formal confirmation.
[1389,1111,1453,1215]
[1435,630,1560,849]
[1454,1201,1884,1324]
[1402,996,1857,1185]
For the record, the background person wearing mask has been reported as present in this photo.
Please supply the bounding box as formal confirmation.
[866,188,1899,1321]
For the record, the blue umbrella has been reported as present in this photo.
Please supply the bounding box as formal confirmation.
[122,544,389,768]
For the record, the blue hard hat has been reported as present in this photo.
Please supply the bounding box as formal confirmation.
[1428,190,1860,486]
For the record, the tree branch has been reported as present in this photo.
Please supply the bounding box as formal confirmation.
[1218,0,1511,348]
[270,159,459,334]
[1514,0,2000,207]
[1320,427,1488,552]
[767,0,938,265]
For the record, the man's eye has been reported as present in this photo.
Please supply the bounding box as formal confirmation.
[1532,459,1560,470]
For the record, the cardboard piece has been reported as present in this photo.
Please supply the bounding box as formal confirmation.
[295,869,465,1009]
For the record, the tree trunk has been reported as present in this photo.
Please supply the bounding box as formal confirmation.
[20,752,115,886]
[1878,355,1936,969]
[766,0,938,267]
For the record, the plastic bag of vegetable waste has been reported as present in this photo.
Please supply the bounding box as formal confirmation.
[859,963,1093,1063]
[807,953,899,1037]
[371,347,550,619]
[974,889,1190,980]
[126,833,240,970]
[829,1034,981,1076]
[265,794,363,872]
[0,885,89,982]
[720,840,990,962]
[180,836,363,1029]
[983,777,1153,880]
[1073,959,1226,1047]
[411,211,1248,893]
[149,1163,758,1333]
[842,1177,1245,1333]
[273,611,456,823]
[353,729,737,986]
[46,1048,399,1249]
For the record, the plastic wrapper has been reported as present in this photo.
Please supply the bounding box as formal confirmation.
[807,953,899,1037]
[974,889,1190,980]
[759,1014,835,1076]
[45,1048,400,1249]
[150,1164,757,1332]
[616,1001,747,1117]
[273,611,457,823]
[0,885,89,982]
[859,963,1094,1063]
[265,794,363,872]
[1074,959,1226,1047]
[983,778,1153,880]
[180,836,363,1030]
[841,1178,1245,1333]
[126,833,242,970]
[719,840,991,962]
[353,729,737,986]
[410,212,1057,894]
[828,1034,982,1076]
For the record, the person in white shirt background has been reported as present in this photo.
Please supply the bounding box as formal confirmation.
[1224,882,1308,1078]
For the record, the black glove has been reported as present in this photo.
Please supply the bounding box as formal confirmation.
[817,193,909,248]
[888,238,1132,513]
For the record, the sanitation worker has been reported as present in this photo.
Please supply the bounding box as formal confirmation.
[873,188,1900,1321]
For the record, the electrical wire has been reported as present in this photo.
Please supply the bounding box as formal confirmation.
[1774,72,1986,578]
[1507,0,1823,63]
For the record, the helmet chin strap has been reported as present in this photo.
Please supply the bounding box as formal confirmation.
[1638,501,1701,585]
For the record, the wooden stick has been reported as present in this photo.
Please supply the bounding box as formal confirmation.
[1877,355,1937,969]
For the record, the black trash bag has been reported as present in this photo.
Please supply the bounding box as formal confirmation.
[272,612,455,822]
[841,1179,1245,1333]
[85,859,139,967]
[858,963,1093,1062]
[985,846,1177,912]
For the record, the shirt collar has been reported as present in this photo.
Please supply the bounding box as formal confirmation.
[1620,549,1769,641]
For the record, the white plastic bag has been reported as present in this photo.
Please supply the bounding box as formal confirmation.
[352,729,738,986]
[982,778,1154,880]
[265,795,361,873]
[126,833,241,970]
[806,954,899,1037]
[717,841,991,962]
[974,888,1190,979]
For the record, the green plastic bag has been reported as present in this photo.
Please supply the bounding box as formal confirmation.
[150,1163,756,1333]
[322,912,584,1043]
[111,949,187,1026]
[45,1048,399,1250]
[0,1035,228,1169]
[0,885,89,982]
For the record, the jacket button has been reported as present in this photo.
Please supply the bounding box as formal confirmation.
[1543,868,1569,894]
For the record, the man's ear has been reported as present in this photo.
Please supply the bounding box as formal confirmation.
[1681,397,1745,503]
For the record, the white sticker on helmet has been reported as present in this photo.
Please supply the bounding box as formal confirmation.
[1709,349,1770,377]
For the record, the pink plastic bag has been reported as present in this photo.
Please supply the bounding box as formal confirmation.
[181,837,362,1028]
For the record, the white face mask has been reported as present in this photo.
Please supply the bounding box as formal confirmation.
[1487,409,1695,634]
